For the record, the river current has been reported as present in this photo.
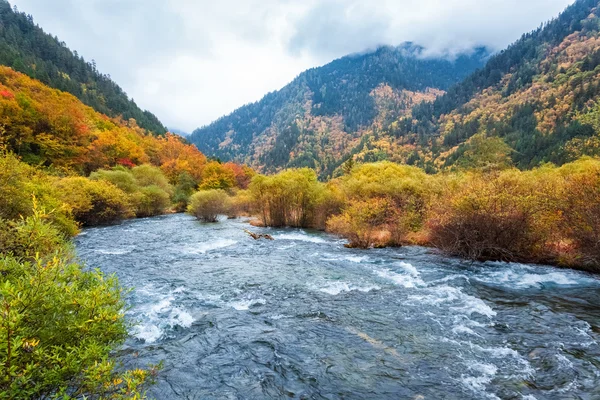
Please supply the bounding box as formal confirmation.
[74,214,600,399]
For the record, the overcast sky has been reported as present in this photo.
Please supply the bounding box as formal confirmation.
[11,0,575,132]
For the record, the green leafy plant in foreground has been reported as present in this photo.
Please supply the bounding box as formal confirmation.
[0,204,157,399]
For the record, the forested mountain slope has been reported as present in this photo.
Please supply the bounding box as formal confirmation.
[368,0,600,172]
[0,0,167,135]
[189,44,488,177]
[0,65,203,176]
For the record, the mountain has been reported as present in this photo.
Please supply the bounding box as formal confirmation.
[0,65,207,178]
[343,0,600,172]
[0,1,167,135]
[189,44,489,177]
[170,128,190,137]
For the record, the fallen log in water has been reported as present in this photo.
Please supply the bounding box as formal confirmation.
[244,229,274,240]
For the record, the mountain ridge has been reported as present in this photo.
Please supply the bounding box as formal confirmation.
[189,43,490,177]
[384,0,600,171]
[190,0,600,177]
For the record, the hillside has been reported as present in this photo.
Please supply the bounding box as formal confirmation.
[0,0,167,135]
[0,64,206,177]
[189,44,489,177]
[354,0,600,172]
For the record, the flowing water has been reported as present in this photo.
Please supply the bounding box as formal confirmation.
[74,214,600,399]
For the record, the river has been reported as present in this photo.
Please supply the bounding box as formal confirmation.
[74,213,600,399]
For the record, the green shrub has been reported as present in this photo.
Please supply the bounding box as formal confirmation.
[187,190,231,222]
[131,165,173,195]
[327,198,393,248]
[134,185,171,218]
[0,205,68,260]
[227,189,253,218]
[427,170,548,262]
[55,177,134,226]
[0,208,155,399]
[313,184,345,230]
[557,158,600,270]
[91,165,174,218]
[90,169,139,194]
[172,172,198,212]
[0,152,78,236]
[199,162,236,190]
[249,169,325,227]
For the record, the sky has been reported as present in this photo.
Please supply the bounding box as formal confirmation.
[11,0,575,132]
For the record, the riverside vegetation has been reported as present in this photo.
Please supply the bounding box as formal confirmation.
[186,157,600,273]
[0,150,251,397]
[0,63,252,397]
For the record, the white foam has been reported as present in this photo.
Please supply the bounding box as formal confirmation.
[170,308,194,328]
[408,286,496,318]
[430,274,471,285]
[230,299,266,311]
[519,272,578,287]
[476,267,591,289]
[374,265,425,289]
[316,281,381,295]
[454,299,497,318]
[572,321,597,347]
[397,261,420,277]
[466,343,535,378]
[130,288,195,343]
[269,314,289,320]
[95,248,132,255]
[184,239,237,254]
[197,293,223,305]
[276,232,327,244]
[134,323,163,343]
[150,297,173,314]
[447,287,497,318]
[452,325,479,336]
[344,255,370,263]
[556,353,574,370]
[461,362,498,393]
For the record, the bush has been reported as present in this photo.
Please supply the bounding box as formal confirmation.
[0,205,68,260]
[427,170,548,262]
[91,165,173,218]
[172,172,198,212]
[199,162,236,190]
[557,159,600,270]
[313,184,345,230]
[249,169,325,228]
[340,162,430,206]
[131,165,173,196]
[0,152,78,236]
[0,208,154,399]
[134,185,171,218]
[90,168,139,194]
[55,177,134,226]
[326,162,431,245]
[187,190,231,222]
[228,189,253,218]
[327,198,393,248]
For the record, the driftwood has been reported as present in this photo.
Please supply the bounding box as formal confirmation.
[244,229,274,241]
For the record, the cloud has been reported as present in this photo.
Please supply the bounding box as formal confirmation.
[10,0,575,131]
[288,0,393,58]
[288,0,576,58]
